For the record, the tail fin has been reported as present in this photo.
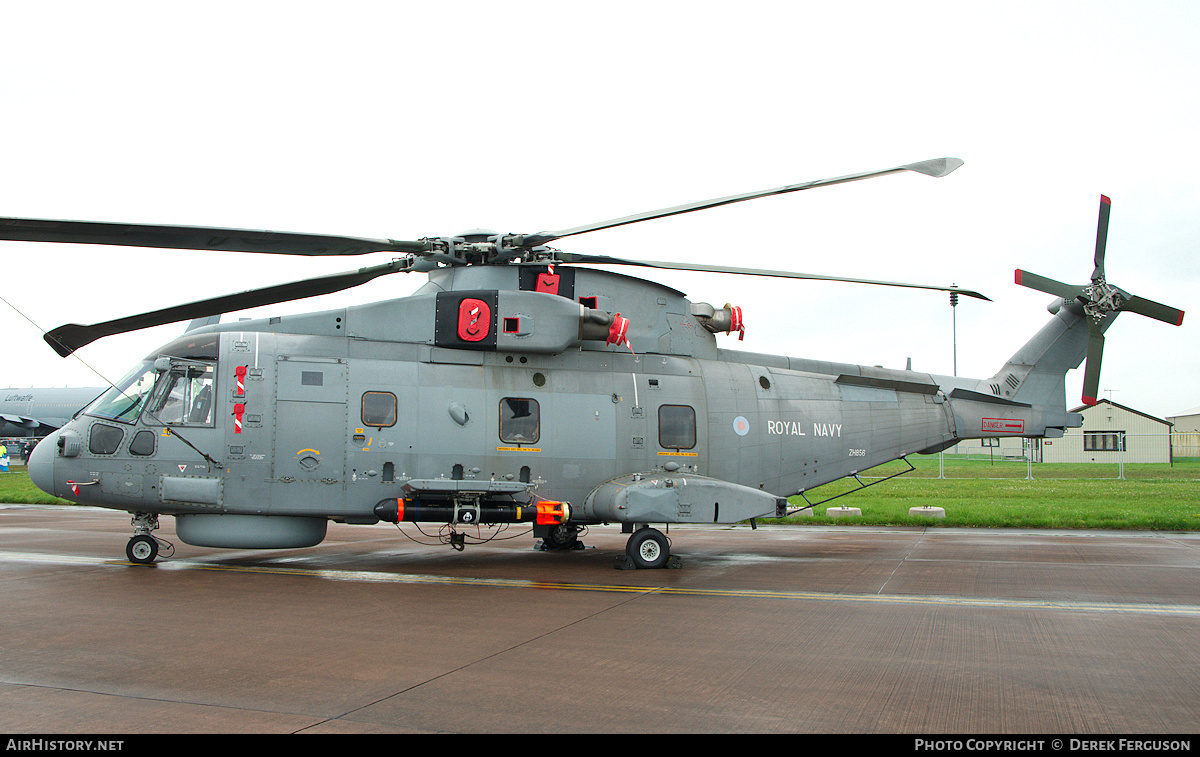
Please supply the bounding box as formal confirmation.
[990,195,1183,413]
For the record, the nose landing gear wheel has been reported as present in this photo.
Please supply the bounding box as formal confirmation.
[126,534,159,564]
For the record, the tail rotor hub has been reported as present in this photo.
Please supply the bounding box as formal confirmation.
[1082,278,1124,322]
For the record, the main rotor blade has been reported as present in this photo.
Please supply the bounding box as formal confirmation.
[0,217,430,256]
[43,259,413,357]
[1093,195,1111,283]
[555,252,989,300]
[520,158,964,247]
[1121,295,1185,326]
[1081,321,1105,406]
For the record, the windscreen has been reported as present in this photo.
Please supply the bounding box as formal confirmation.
[85,361,158,424]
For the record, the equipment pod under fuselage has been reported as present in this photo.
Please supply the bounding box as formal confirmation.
[373,497,569,526]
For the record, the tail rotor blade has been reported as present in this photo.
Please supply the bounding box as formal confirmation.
[1121,295,1185,326]
[1014,269,1081,300]
[1093,195,1111,283]
[1081,321,1105,406]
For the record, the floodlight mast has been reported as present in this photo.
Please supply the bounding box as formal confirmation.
[950,286,959,376]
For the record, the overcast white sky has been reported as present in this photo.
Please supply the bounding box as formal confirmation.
[1,1,1196,419]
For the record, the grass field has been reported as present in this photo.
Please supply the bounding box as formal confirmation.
[2,458,1198,531]
[0,466,71,506]
[776,457,1200,530]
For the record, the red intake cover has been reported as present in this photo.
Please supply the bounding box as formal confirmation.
[535,272,560,295]
[457,298,491,342]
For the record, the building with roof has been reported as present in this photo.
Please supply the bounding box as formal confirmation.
[950,399,1178,463]
[1041,399,1173,463]
[1167,406,1200,433]
[1167,406,1200,460]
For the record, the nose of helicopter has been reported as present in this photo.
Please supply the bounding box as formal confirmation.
[26,432,57,496]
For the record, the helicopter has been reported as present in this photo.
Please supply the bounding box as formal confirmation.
[5,158,1184,568]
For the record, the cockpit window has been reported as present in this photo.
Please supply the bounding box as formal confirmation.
[147,362,216,426]
[86,336,220,426]
[85,361,158,424]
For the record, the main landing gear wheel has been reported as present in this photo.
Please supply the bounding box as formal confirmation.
[126,534,159,564]
[540,524,584,551]
[625,527,671,569]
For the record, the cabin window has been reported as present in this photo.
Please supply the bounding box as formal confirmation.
[362,392,398,428]
[148,362,216,426]
[658,404,696,449]
[499,398,539,444]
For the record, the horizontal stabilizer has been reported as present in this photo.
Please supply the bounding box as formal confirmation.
[947,388,1032,408]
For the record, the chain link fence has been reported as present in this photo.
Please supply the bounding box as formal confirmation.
[933,432,1200,479]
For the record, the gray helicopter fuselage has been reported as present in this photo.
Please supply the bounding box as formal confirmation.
[27,265,1072,549]
[13,167,1179,567]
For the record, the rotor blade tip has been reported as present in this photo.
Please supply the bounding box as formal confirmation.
[905,157,965,178]
[1014,269,1023,285]
[1177,310,1186,327]
[1100,195,1112,205]
[1082,395,1098,406]
[43,330,77,358]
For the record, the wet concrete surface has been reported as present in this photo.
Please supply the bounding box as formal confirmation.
[1,505,1198,734]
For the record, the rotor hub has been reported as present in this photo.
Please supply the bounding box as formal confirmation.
[1082,278,1124,322]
